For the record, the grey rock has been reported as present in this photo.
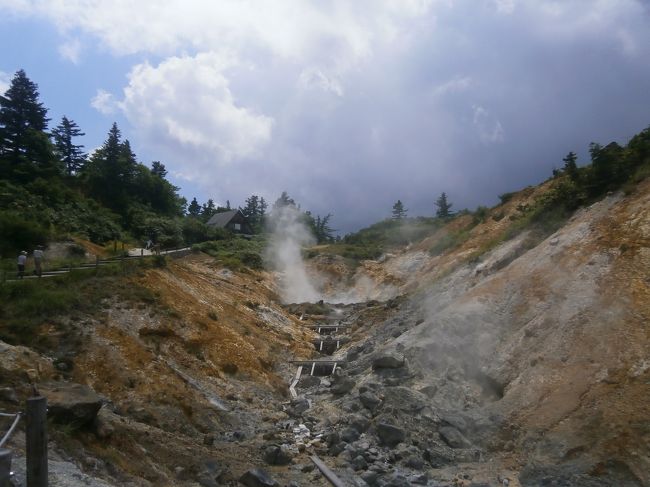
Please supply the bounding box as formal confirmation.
[404,455,425,470]
[329,442,346,456]
[287,398,310,417]
[300,375,321,387]
[263,445,293,465]
[361,471,380,486]
[359,391,382,411]
[372,353,405,370]
[411,473,429,485]
[351,455,368,471]
[93,406,115,439]
[341,427,361,443]
[439,426,471,449]
[376,423,406,447]
[239,468,280,487]
[39,381,102,426]
[331,377,356,395]
[196,459,225,487]
[350,415,370,433]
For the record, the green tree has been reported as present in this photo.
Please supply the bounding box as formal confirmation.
[51,116,86,175]
[83,123,137,215]
[562,151,578,182]
[435,192,453,218]
[0,69,56,181]
[151,160,167,178]
[201,198,217,221]
[392,200,407,219]
[273,191,296,209]
[187,197,201,217]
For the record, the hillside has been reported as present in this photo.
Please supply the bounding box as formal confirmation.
[0,177,649,486]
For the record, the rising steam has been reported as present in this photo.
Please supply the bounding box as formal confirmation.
[265,205,320,303]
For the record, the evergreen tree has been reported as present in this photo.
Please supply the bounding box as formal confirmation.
[273,191,296,209]
[201,199,217,221]
[435,192,453,218]
[226,200,231,210]
[0,69,55,181]
[392,200,407,219]
[51,116,86,175]
[83,123,137,215]
[151,160,167,178]
[313,213,334,243]
[562,151,578,182]
[187,197,201,217]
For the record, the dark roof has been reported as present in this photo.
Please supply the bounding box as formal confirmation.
[206,210,239,227]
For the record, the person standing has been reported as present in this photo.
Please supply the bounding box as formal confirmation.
[17,251,27,279]
[33,245,44,277]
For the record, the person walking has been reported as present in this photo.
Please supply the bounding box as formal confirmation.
[33,245,44,277]
[17,251,27,279]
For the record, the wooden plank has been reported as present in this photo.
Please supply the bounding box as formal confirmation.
[310,455,346,487]
[289,360,345,365]
[26,396,47,487]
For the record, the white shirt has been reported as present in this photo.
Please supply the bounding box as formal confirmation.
[34,249,43,259]
[18,255,27,265]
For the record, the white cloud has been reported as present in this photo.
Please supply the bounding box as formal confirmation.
[91,89,118,115]
[299,68,344,97]
[431,76,472,97]
[119,52,273,179]
[472,105,504,143]
[0,71,10,94]
[58,38,82,63]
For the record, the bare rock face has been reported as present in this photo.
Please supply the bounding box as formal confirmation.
[38,381,102,426]
[438,426,472,449]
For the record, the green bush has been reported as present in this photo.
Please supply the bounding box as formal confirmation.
[0,211,49,256]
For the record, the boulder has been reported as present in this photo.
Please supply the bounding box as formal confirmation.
[287,398,310,417]
[376,423,406,447]
[38,381,102,426]
[359,391,382,411]
[439,426,472,449]
[196,459,225,487]
[331,377,355,395]
[239,468,279,487]
[93,406,116,439]
[372,353,405,370]
[340,427,360,443]
[263,445,293,466]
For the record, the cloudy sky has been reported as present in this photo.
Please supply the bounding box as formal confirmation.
[1,0,649,233]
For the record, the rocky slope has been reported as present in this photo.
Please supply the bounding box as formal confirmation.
[1,180,648,486]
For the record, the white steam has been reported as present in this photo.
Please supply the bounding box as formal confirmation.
[265,205,320,303]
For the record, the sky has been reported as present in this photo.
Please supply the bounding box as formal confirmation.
[1,0,649,234]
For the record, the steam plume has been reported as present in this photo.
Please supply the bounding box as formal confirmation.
[265,205,320,303]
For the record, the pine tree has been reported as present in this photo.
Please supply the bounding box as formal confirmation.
[392,200,407,219]
[83,123,137,214]
[52,116,86,175]
[435,192,453,218]
[273,191,296,209]
[151,160,167,178]
[201,199,217,221]
[0,69,55,181]
[562,151,578,182]
[188,197,202,217]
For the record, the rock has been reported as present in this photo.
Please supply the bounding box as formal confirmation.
[239,468,279,487]
[411,473,429,485]
[359,391,382,411]
[300,463,315,473]
[329,442,346,456]
[300,376,320,388]
[39,381,102,426]
[349,415,370,433]
[263,445,293,465]
[404,455,425,470]
[376,423,406,447]
[385,473,410,487]
[93,406,116,439]
[439,426,472,449]
[204,434,215,446]
[372,353,405,370]
[323,430,340,446]
[341,427,360,443]
[287,398,310,417]
[196,459,225,487]
[0,387,19,404]
[361,471,379,486]
[331,377,355,395]
[351,455,368,471]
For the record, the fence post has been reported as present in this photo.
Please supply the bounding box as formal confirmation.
[0,449,11,487]
[26,396,47,487]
